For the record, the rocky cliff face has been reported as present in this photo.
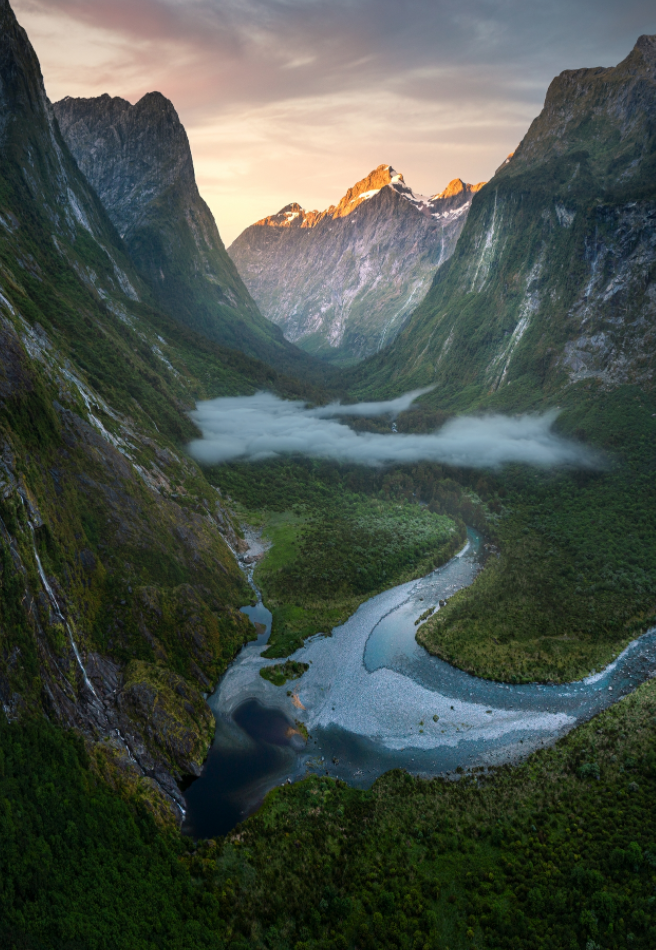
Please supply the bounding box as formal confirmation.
[54,93,319,376]
[353,36,656,403]
[229,165,484,364]
[0,0,298,821]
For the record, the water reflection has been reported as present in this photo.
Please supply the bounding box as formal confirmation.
[183,699,302,838]
[184,529,656,838]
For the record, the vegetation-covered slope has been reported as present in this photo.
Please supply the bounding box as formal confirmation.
[339,35,656,683]
[2,5,656,949]
[3,664,656,949]
[0,0,324,815]
[351,35,656,402]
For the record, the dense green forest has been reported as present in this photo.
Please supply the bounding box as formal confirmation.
[1,7,655,947]
[209,383,656,679]
[231,490,462,658]
[2,677,656,949]
[419,387,656,682]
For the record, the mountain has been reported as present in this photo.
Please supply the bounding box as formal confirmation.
[352,36,656,404]
[0,0,321,818]
[54,92,328,379]
[2,4,656,946]
[228,165,484,364]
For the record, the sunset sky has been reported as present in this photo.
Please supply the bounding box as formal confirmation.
[14,0,656,246]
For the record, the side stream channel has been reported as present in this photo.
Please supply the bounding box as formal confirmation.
[183,528,656,839]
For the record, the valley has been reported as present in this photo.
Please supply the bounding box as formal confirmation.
[0,1,655,948]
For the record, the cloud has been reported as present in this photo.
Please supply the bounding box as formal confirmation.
[19,0,656,117]
[187,392,600,469]
[313,388,435,419]
[14,0,656,243]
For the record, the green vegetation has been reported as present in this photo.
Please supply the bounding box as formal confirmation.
[0,716,228,949]
[210,460,467,657]
[0,5,330,792]
[348,46,656,405]
[118,660,216,772]
[4,667,656,949]
[211,386,656,684]
[418,387,656,682]
[217,678,656,950]
[2,18,656,950]
[255,498,460,658]
[259,659,309,686]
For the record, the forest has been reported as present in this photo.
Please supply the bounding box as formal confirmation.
[2,675,656,949]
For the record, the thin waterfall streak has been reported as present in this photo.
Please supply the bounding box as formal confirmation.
[32,539,98,699]
[19,496,98,699]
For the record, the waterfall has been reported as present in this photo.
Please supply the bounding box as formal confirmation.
[19,494,98,699]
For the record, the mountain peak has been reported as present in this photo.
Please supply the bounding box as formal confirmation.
[503,32,656,177]
[135,91,180,118]
[55,92,197,237]
[251,167,486,234]
[433,179,486,201]
[55,89,295,364]
[334,164,404,217]
[635,33,656,63]
[229,165,483,362]
[254,202,314,228]
[435,178,468,199]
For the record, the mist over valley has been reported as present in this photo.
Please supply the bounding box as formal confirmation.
[0,3,655,949]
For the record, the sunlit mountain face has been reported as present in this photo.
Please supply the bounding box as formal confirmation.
[2,1,656,948]
[15,0,654,244]
[228,167,486,364]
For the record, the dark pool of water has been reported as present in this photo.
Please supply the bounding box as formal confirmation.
[183,698,304,838]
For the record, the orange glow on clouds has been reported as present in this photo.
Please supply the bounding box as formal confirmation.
[13,0,655,245]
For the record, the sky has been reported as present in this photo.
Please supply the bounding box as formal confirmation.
[14,0,656,245]
[188,392,601,469]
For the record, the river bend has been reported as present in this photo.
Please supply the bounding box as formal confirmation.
[183,529,656,838]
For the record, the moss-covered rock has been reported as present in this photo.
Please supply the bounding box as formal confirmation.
[117,661,214,776]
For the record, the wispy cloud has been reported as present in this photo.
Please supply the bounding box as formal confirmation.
[187,392,600,469]
[14,0,656,243]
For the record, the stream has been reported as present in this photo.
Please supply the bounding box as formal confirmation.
[183,528,656,839]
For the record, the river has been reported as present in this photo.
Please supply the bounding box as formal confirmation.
[183,528,656,839]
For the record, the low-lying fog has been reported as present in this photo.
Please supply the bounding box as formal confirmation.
[188,391,600,469]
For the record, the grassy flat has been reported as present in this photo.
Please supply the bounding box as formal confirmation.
[248,498,463,659]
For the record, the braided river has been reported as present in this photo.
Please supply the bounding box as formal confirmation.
[183,528,656,838]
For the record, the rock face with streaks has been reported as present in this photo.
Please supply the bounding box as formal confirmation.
[0,0,269,821]
[54,92,311,371]
[355,35,656,399]
[229,165,484,364]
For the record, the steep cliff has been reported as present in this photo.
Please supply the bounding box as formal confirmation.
[0,0,317,819]
[229,165,484,364]
[54,92,324,378]
[352,36,656,404]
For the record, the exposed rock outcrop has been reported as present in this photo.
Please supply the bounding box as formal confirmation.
[54,92,319,375]
[0,0,265,822]
[353,36,656,398]
[229,165,485,363]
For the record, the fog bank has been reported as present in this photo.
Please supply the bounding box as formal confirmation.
[188,392,599,469]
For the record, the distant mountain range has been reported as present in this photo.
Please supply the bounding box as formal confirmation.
[229,165,484,364]
[352,34,656,404]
